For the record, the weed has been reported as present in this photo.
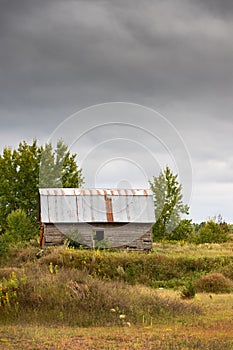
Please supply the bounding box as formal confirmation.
[0,271,26,314]
[48,262,58,274]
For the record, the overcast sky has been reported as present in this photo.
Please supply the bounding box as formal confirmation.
[0,0,233,223]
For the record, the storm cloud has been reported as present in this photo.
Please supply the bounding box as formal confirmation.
[0,0,233,222]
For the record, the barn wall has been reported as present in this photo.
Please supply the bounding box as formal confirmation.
[43,222,152,250]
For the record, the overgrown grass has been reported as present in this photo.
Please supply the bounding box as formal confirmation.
[36,246,233,288]
[0,243,233,349]
[1,244,233,290]
[0,264,199,327]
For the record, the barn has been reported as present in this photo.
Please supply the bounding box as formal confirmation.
[39,188,155,250]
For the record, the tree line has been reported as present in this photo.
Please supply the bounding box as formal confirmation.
[0,140,231,255]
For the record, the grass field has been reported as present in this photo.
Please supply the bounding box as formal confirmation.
[0,293,233,350]
[153,241,233,258]
[0,243,233,349]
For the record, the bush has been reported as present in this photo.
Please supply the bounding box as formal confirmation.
[181,281,196,299]
[195,273,233,294]
[0,209,37,257]
[6,209,36,242]
[192,221,230,244]
[167,219,194,241]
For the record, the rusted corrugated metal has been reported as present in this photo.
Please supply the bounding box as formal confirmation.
[39,188,155,224]
[39,188,151,196]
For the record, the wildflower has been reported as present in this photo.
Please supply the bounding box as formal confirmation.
[49,262,54,274]
[5,292,10,306]
[125,322,131,327]
[119,314,126,319]
[110,308,116,313]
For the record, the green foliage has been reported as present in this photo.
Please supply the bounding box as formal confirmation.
[6,209,36,243]
[95,239,111,250]
[0,233,12,258]
[35,247,233,290]
[39,139,84,188]
[149,166,189,241]
[167,219,194,241]
[181,281,196,299]
[0,140,84,236]
[64,228,84,249]
[0,209,36,257]
[195,273,233,294]
[192,220,230,244]
[0,140,41,229]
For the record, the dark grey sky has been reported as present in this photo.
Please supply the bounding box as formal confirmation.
[0,0,233,222]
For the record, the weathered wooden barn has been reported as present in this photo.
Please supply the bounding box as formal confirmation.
[39,188,155,250]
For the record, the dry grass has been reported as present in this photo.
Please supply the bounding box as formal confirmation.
[153,242,233,258]
[0,243,233,349]
[0,265,200,327]
[0,293,233,350]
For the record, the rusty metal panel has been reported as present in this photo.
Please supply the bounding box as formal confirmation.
[111,195,128,222]
[39,188,151,196]
[39,188,155,223]
[47,195,78,223]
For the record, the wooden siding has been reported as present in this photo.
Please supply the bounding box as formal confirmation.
[43,223,153,250]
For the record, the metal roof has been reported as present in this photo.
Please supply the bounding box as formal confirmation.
[39,188,155,224]
[39,188,152,196]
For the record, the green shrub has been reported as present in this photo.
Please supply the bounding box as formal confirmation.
[6,209,36,242]
[192,221,230,244]
[0,209,37,257]
[195,273,233,294]
[181,281,196,299]
[167,219,194,241]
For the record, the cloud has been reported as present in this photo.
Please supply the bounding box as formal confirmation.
[195,0,233,17]
[0,0,232,221]
[1,0,233,112]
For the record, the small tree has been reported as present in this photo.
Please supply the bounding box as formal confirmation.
[149,166,189,241]
[6,209,36,243]
[0,209,36,257]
